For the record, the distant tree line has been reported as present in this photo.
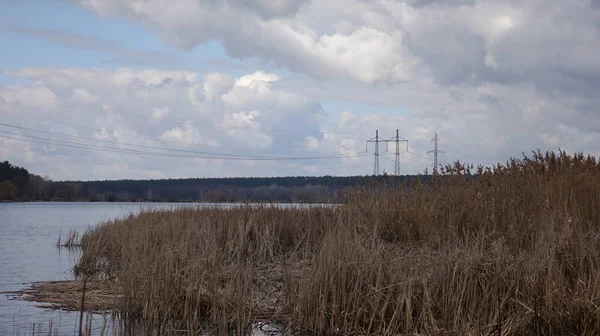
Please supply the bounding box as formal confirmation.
[0,161,50,201]
[0,160,431,203]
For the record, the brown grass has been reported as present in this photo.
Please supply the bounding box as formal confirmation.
[56,229,81,248]
[71,150,600,335]
[4,280,121,312]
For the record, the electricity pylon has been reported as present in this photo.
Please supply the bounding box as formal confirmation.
[427,132,444,174]
[366,130,388,176]
[387,129,408,175]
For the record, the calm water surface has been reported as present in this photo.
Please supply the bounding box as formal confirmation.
[1,202,277,335]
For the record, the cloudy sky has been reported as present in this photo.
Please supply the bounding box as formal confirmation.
[1,0,599,180]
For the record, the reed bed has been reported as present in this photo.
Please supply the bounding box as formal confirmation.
[56,229,82,248]
[6,280,121,312]
[73,150,600,335]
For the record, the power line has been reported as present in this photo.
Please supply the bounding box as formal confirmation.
[0,132,199,160]
[0,132,369,164]
[0,140,372,175]
[0,141,162,173]
[0,122,368,161]
[1,109,258,152]
[0,133,372,176]
[0,121,279,159]
[381,153,427,166]
[407,150,434,161]
[0,92,372,136]
[380,152,430,165]
[365,129,435,175]
[379,154,430,171]
[1,109,359,157]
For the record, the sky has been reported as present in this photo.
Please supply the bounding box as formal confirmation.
[1,0,599,180]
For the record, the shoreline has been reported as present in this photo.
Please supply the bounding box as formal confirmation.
[5,151,600,334]
[3,280,122,313]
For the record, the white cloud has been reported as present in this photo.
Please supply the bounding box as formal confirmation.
[222,110,261,128]
[310,27,413,83]
[203,73,234,101]
[66,0,600,89]
[4,63,600,179]
[3,0,600,178]
[304,135,319,150]
[151,107,170,120]
[68,0,417,83]
[220,110,273,150]
[159,122,219,147]
[0,67,345,179]
[339,111,356,127]
[339,139,357,156]
[234,71,280,88]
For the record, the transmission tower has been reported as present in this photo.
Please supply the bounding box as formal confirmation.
[366,130,387,176]
[387,129,408,175]
[427,132,444,174]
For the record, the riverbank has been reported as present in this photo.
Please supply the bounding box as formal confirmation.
[3,280,121,313]
[13,151,600,335]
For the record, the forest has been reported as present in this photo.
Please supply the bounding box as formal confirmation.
[0,160,428,203]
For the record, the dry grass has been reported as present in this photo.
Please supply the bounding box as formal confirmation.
[4,280,121,312]
[71,150,600,335]
[56,229,82,248]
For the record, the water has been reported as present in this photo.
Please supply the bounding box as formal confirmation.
[0,202,261,335]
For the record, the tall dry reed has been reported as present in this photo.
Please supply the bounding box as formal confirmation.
[75,150,600,335]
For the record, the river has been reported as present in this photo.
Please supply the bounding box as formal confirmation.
[0,202,291,335]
